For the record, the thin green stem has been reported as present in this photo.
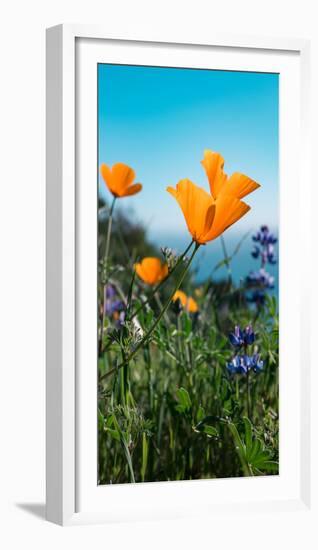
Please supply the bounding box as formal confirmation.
[154,293,170,326]
[102,240,194,353]
[100,241,200,381]
[144,344,154,411]
[104,197,116,264]
[128,239,194,321]
[176,314,183,362]
[235,377,239,401]
[220,234,232,285]
[119,348,129,406]
[242,342,251,418]
[246,369,251,419]
[100,197,116,352]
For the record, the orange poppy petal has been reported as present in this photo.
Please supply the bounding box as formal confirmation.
[203,195,250,242]
[135,257,167,285]
[187,297,199,313]
[173,290,187,307]
[167,181,194,237]
[135,262,148,283]
[121,183,142,197]
[190,187,216,243]
[223,199,250,231]
[167,180,215,243]
[100,163,117,195]
[203,204,216,237]
[222,172,260,200]
[173,291,198,312]
[166,186,177,199]
[168,154,258,245]
[201,150,227,199]
[141,258,161,284]
[112,163,136,194]
[161,263,169,279]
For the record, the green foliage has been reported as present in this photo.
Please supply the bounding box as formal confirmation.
[175,387,192,414]
[227,417,278,476]
[98,208,279,484]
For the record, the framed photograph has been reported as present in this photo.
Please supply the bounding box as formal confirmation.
[46,25,311,525]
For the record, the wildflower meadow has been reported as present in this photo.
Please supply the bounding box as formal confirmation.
[97,150,279,484]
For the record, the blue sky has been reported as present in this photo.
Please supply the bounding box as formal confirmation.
[98,64,279,283]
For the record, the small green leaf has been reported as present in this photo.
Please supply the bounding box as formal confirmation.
[98,409,105,430]
[227,422,246,458]
[176,387,192,413]
[244,417,253,456]
[249,438,262,463]
[105,427,120,441]
[141,432,149,482]
[183,314,192,337]
[145,309,154,327]
[196,406,205,422]
[258,460,279,473]
[105,414,115,428]
[202,425,218,438]
[194,415,219,438]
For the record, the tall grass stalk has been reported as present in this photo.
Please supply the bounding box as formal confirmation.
[100,241,200,381]
[128,240,195,321]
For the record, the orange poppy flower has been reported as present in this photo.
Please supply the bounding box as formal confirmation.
[173,290,199,313]
[100,162,142,198]
[167,151,260,245]
[135,258,169,286]
[201,150,260,200]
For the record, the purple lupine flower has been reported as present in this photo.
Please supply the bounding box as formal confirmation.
[251,225,277,272]
[116,310,126,327]
[250,353,264,373]
[238,355,251,374]
[104,298,112,315]
[261,250,268,265]
[229,325,244,347]
[227,354,250,375]
[103,284,127,328]
[267,244,277,265]
[229,325,255,348]
[246,225,277,307]
[252,230,262,243]
[246,290,266,306]
[227,355,241,374]
[105,299,125,316]
[251,246,260,259]
[106,284,117,299]
[253,226,277,246]
[260,269,275,288]
[246,268,274,289]
[244,325,255,345]
[227,353,263,375]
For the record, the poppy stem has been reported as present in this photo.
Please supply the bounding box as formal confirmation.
[243,341,251,418]
[246,368,251,419]
[220,234,232,286]
[235,377,239,401]
[154,293,170,326]
[128,239,194,321]
[104,197,117,266]
[100,197,116,353]
[100,241,200,381]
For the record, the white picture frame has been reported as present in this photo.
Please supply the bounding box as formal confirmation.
[46,24,311,526]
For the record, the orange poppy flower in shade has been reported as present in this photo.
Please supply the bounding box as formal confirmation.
[201,150,260,200]
[135,257,169,286]
[173,290,199,313]
[167,151,260,245]
[100,162,142,198]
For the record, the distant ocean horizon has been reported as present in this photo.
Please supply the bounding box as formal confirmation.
[149,229,279,296]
